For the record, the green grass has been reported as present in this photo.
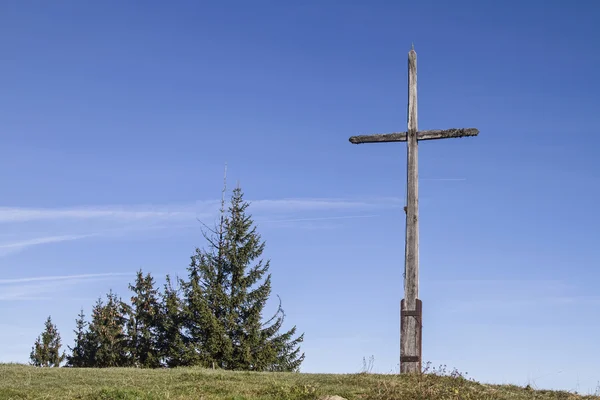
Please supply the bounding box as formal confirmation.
[0,363,597,400]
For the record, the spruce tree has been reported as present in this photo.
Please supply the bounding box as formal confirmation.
[181,248,232,368]
[126,270,161,368]
[182,184,304,371]
[181,182,233,368]
[29,316,65,367]
[224,186,304,371]
[86,291,130,367]
[157,274,191,367]
[66,309,90,367]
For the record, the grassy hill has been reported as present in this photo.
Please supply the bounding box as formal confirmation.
[0,363,597,400]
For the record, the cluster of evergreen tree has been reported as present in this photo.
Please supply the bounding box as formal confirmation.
[29,187,304,371]
[29,316,65,367]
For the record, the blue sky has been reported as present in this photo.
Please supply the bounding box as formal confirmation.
[2,0,600,393]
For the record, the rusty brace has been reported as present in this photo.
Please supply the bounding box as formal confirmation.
[400,299,423,364]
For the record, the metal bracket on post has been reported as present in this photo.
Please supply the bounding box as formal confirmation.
[400,298,423,371]
[400,356,420,363]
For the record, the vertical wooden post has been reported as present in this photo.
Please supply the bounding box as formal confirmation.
[348,45,478,376]
[400,46,422,374]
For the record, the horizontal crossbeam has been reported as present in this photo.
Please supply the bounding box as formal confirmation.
[349,128,479,144]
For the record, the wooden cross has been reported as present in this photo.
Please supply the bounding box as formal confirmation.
[348,45,479,374]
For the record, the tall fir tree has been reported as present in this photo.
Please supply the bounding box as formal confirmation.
[224,186,304,371]
[65,309,90,367]
[85,290,130,367]
[29,316,65,367]
[181,248,233,368]
[156,275,188,367]
[181,183,304,371]
[181,180,234,368]
[126,270,161,368]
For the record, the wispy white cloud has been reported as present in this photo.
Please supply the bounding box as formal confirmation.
[249,197,402,212]
[257,214,380,224]
[0,205,196,223]
[0,272,132,284]
[0,234,96,257]
[0,197,401,224]
[421,178,467,181]
[0,234,94,250]
[0,272,132,301]
[0,196,402,254]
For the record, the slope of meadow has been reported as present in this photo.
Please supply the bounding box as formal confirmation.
[0,363,597,400]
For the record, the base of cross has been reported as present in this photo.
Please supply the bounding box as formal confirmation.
[400,298,423,373]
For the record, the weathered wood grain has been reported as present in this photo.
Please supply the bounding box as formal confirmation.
[348,128,479,144]
[346,44,479,376]
[400,46,421,374]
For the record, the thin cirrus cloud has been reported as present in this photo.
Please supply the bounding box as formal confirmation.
[0,205,197,223]
[258,214,380,223]
[0,272,132,284]
[0,197,402,224]
[0,272,132,301]
[0,234,94,250]
[247,197,402,212]
[0,234,98,257]
[0,197,402,255]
